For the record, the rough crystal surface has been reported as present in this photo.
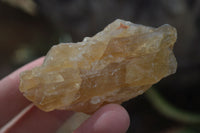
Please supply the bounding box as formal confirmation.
[19,19,177,114]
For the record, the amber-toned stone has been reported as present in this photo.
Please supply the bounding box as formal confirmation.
[19,19,177,114]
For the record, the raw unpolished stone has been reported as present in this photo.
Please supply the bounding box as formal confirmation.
[19,19,177,114]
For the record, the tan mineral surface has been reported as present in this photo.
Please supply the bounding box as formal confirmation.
[19,19,177,114]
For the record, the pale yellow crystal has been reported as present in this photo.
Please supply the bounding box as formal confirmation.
[19,19,177,114]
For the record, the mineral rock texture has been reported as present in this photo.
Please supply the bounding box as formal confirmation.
[19,19,177,114]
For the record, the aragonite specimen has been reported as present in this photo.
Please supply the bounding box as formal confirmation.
[19,19,177,114]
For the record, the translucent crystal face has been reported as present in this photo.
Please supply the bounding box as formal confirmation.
[19,19,177,114]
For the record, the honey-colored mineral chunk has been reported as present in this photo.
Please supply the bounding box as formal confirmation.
[19,19,177,114]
